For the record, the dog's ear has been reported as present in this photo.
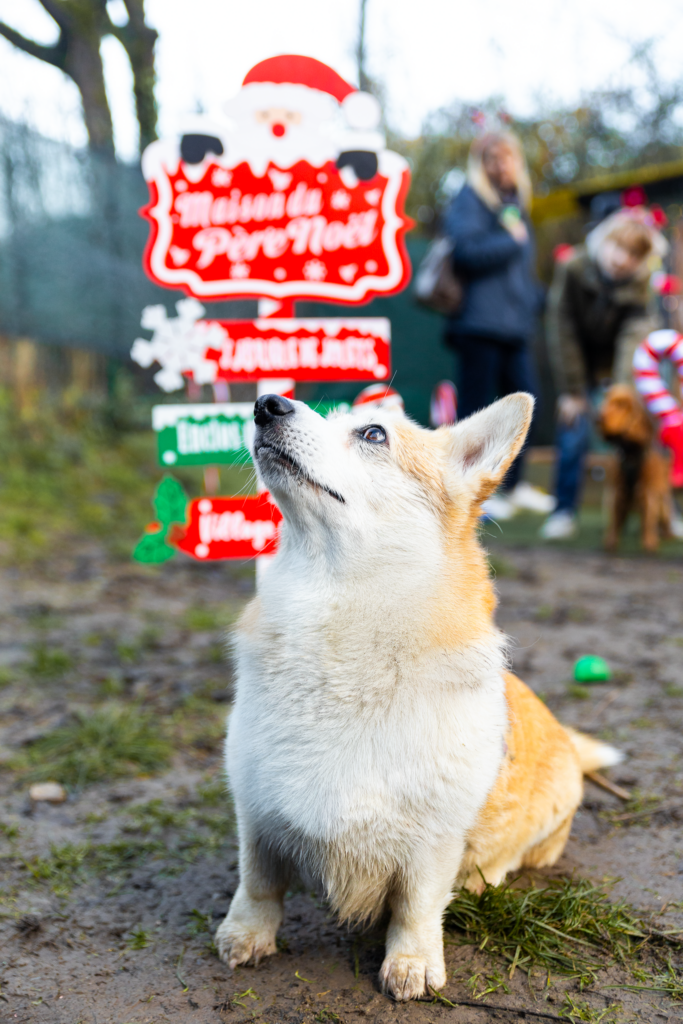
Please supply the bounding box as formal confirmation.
[445,393,534,501]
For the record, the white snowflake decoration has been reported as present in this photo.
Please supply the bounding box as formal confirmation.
[212,167,233,187]
[302,259,327,281]
[330,190,351,210]
[229,262,250,279]
[130,298,227,392]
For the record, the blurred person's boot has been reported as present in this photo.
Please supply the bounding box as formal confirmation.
[539,510,577,540]
[509,482,556,514]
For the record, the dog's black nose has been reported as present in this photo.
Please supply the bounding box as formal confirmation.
[254,394,295,427]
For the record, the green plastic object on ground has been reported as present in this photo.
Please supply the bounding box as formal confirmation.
[573,655,611,684]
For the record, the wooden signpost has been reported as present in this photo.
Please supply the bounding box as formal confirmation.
[132,54,412,563]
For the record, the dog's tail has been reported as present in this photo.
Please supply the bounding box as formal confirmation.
[564,726,624,773]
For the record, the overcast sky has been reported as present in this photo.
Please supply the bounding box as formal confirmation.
[0,0,682,160]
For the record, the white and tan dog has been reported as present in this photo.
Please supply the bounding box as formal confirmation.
[216,392,620,1001]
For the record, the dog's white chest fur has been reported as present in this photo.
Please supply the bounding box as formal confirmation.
[226,567,507,918]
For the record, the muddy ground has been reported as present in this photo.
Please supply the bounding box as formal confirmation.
[0,539,682,1024]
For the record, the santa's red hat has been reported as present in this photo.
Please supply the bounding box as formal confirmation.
[353,384,404,411]
[242,55,381,130]
[244,55,355,103]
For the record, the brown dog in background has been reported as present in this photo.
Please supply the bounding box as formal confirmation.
[598,384,673,552]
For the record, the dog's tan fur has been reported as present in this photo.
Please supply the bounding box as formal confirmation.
[599,384,673,552]
[460,672,584,891]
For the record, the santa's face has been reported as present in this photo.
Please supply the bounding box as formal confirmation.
[222,82,340,172]
[254,108,303,138]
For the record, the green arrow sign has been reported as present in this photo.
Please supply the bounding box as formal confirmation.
[152,402,349,468]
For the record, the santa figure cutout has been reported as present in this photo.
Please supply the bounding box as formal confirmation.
[141,54,412,303]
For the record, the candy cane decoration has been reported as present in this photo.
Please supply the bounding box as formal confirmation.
[632,329,683,486]
[632,329,683,426]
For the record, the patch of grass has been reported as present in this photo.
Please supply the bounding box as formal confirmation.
[536,603,554,621]
[126,928,152,949]
[99,673,125,697]
[172,695,227,753]
[13,705,171,786]
[116,641,141,664]
[613,957,683,1000]
[125,795,233,854]
[601,791,662,827]
[139,625,162,648]
[23,837,165,894]
[202,643,226,665]
[230,988,259,1009]
[445,877,677,987]
[611,670,633,685]
[24,842,90,894]
[185,606,223,631]
[559,994,621,1022]
[486,506,683,557]
[567,683,591,700]
[21,787,234,896]
[663,683,683,698]
[28,644,72,677]
[0,666,14,688]
[487,555,518,579]
[186,907,218,955]
[90,837,165,876]
[187,908,212,937]
[196,778,227,805]
[631,717,656,729]
[466,966,511,999]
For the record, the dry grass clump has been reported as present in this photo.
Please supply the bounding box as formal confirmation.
[445,877,682,998]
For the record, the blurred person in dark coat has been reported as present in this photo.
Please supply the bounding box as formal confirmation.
[541,208,666,540]
[443,131,552,521]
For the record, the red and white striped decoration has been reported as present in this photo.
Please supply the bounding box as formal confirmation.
[632,329,683,429]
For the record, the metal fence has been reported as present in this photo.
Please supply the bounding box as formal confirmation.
[0,115,253,361]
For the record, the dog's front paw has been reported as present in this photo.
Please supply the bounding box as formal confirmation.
[379,954,446,1001]
[215,918,278,969]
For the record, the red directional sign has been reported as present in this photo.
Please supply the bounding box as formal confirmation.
[131,311,391,388]
[209,317,390,382]
[173,493,282,561]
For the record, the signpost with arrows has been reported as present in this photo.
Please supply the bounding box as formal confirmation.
[132,54,412,563]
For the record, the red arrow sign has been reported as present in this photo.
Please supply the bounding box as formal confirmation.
[173,493,282,560]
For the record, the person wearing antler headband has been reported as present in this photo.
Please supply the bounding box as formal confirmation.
[541,205,667,540]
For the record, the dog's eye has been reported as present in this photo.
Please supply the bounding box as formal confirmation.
[361,425,386,444]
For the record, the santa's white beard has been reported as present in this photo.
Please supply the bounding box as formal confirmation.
[224,121,337,175]
[222,83,340,175]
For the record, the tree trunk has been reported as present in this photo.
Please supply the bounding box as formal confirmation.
[115,0,158,152]
[64,31,115,156]
[1,0,158,157]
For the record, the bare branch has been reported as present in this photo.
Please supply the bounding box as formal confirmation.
[122,0,150,30]
[0,20,65,69]
[34,0,73,31]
